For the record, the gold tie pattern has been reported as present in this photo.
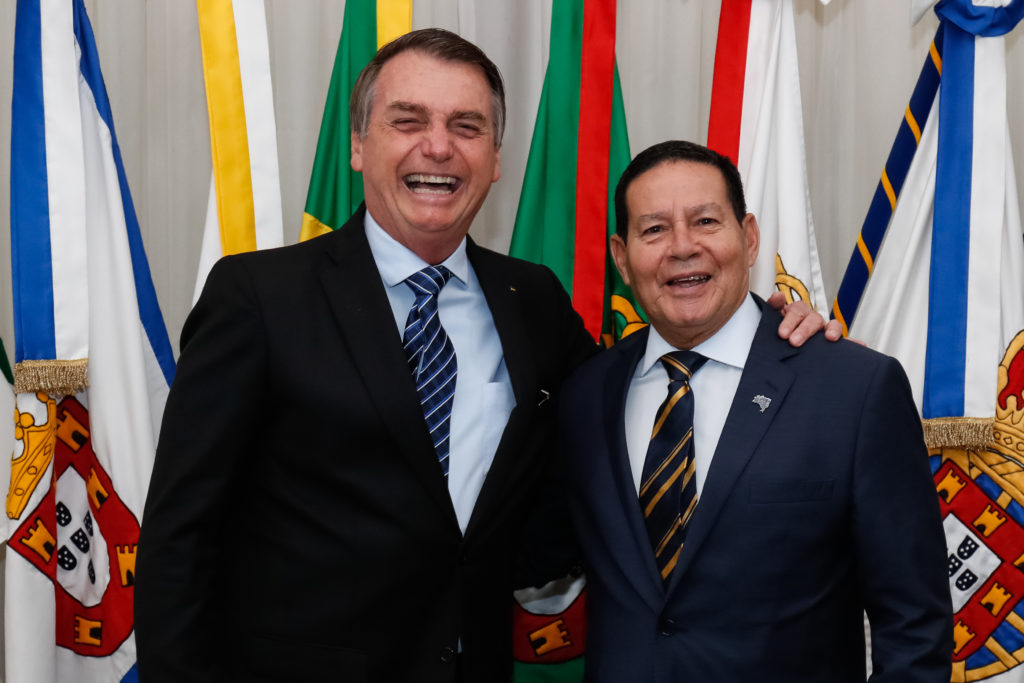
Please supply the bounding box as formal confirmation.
[639,350,707,583]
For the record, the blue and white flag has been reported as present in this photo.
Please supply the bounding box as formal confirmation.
[8,1,176,681]
[832,2,1024,680]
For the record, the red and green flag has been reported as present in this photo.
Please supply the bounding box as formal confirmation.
[300,0,412,241]
[509,0,644,348]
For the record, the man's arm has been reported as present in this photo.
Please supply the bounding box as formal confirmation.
[766,291,843,346]
[854,356,953,682]
[135,256,267,682]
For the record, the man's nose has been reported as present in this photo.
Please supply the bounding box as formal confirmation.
[421,123,454,161]
[669,223,699,258]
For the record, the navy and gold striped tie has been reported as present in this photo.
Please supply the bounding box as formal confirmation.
[639,350,707,583]
[403,266,457,477]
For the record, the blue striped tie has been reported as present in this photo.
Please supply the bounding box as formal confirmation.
[639,350,707,583]
[403,266,457,477]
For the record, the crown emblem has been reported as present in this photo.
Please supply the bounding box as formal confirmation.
[993,330,1024,462]
[9,392,57,520]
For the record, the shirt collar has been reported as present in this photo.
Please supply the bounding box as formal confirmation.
[638,294,760,377]
[363,210,469,287]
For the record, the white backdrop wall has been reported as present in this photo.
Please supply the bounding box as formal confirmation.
[1,0,1022,354]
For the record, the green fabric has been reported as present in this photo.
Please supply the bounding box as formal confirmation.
[513,658,586,683]
[302,0,376,229]
[509,0,583,296]
[509,0,643,342]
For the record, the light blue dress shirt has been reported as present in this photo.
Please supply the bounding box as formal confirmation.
[623,295,760,497]
[364,213,515,533]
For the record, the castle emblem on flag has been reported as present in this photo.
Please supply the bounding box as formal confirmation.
[932,329,1024,681]
[8,395,139,657]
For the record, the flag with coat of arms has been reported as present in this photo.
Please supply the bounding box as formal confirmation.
[7,0,176,681]
[831,1,1024,680]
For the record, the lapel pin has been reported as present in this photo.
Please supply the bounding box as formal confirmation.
[538,389,551,406]
[752,395,771,413]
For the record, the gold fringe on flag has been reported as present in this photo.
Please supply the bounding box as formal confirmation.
[922,416,994,451]
[13,359,88,396]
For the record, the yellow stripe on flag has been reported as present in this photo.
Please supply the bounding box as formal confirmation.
[197,0,257,254]
[905,105,922,145]
[856,233,875,275]
[377,0,412,49]
[929,40,942,75]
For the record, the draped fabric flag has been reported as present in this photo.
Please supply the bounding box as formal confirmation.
[509,0,642,347]
[193,0,283,302]
[707,0,827,314]
[832,2,1024,680]
[8,1,176,681]
[299,0,412,241]
[509,1,637,680]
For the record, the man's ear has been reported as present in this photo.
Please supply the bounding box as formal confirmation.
[351,131,363,172]
[742,213,760,267]
[609,233,632,286]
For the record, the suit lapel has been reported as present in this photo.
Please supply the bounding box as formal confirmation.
[668,306,796,592]
[461,242,538,537]
[600,329,667,608]
[317,210,457,521]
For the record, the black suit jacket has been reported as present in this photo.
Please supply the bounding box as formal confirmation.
[135,208,596,683]
[558,301,952,682]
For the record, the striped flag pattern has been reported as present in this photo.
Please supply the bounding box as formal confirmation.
[8,1,176,680]
[707,0,827,314]
[833,3,1024,680]
[299,0,412,241]
[509,0,641,347]
[193,0,284,301]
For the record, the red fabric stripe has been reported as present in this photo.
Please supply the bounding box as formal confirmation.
[573,0,617,341]
[707,0,753,163]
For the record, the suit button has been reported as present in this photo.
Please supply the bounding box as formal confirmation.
[440,646,456,663]
[659,618,677,636]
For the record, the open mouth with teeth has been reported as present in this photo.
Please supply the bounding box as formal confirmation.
[668,274,711,288]
[404,173,460,195]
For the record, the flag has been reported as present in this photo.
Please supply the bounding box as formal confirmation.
[193,0,283,302]
[831,3,1024,680]
[509,0,636,679]
[7,1,176,681]
[707,0,827,314]
[508,0,642,348]
[299,0,412,241]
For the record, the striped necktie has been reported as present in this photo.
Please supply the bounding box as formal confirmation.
[403,266,457,477]
[639,350,707,584]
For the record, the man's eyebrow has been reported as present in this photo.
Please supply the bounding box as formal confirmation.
[385,101,428,116]
[686,202,725,216]
[448,110,487,124]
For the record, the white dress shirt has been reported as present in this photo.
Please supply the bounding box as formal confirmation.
[623,295,760,496]
[365,213,515,533]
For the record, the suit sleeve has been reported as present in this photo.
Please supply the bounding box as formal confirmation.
[515,265,597,588]
[855,356,953,682]
[135,256,268,682]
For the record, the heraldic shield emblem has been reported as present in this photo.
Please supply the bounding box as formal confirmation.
[933,330,1024,682]
[9,394,138,657]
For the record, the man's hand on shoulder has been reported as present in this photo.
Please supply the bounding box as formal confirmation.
[767,291,844,347]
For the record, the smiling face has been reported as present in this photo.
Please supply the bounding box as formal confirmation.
[351,50,502,264]
[611,160,759,349]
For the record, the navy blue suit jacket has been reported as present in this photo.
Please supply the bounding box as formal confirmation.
[558,301,952,682]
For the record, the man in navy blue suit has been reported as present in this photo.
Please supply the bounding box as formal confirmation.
[558,140,952,682]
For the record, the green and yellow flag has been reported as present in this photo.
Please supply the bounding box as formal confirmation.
[300,0,412,241]
[510,0,643,347]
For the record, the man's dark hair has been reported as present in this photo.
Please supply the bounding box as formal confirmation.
[350,28,506,148]
[614,140,747,239]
